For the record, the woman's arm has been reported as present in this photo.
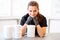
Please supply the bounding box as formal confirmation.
[37,25,46,37]
[21,16,33,36]
[21,24,27,36]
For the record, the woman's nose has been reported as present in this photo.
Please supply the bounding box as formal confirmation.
[31,12,34,15]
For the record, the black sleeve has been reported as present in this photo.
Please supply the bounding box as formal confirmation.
[20,14,29,26]
[20,16,26,26]
[40,17,47,27]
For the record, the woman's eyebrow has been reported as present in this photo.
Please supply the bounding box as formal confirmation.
[33,10,37,12]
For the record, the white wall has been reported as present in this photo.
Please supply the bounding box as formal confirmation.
[0,0,51,18]
[0,0,11,16]
[50,19,60,33]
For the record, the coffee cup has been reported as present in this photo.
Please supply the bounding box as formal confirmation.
[13,25,22,38]
[27,25,35,37]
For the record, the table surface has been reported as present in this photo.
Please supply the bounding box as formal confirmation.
[0,33,60,40]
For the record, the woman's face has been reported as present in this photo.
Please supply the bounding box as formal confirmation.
[28,6,39,17]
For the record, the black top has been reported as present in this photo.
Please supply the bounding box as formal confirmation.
[20,13,47,36]
[20,13,47,27]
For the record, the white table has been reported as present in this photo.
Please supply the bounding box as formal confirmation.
[0,33,60,40]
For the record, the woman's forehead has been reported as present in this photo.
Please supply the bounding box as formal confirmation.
[28,6,38,10]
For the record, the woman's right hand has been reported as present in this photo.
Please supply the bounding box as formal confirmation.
[21,24,27,36]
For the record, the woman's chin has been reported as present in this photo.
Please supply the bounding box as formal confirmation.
[31,16,35,18]
[30,15,36,18]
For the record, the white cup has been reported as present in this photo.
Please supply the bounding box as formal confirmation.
[27,25,35,37]
[3,25,14,39]
[13,25,22,38]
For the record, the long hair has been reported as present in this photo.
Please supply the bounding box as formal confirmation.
[36,12,44,22]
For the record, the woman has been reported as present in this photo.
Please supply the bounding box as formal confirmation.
[20,1,47,37]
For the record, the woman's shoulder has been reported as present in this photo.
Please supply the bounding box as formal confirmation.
[39,13,46,19]
[37,13,47,21]
[22,13,29,18]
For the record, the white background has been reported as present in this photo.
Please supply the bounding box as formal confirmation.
[0,0,51,18]
[0,0,60,33]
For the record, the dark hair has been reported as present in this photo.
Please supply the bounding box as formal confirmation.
[37,13,44,22]
[28,1,39,10]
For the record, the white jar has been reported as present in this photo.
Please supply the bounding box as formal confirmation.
[27,25,35,37]
[3,25,14,39]
[13,25,22,38]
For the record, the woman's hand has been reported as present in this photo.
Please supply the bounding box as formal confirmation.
[37,25,46,38]
[21,24,27,36]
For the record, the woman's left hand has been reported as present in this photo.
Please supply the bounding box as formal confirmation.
[37,25,46,38]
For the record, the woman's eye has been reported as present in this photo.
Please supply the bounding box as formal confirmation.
[30,10,32,12]
[29,10,36,12]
